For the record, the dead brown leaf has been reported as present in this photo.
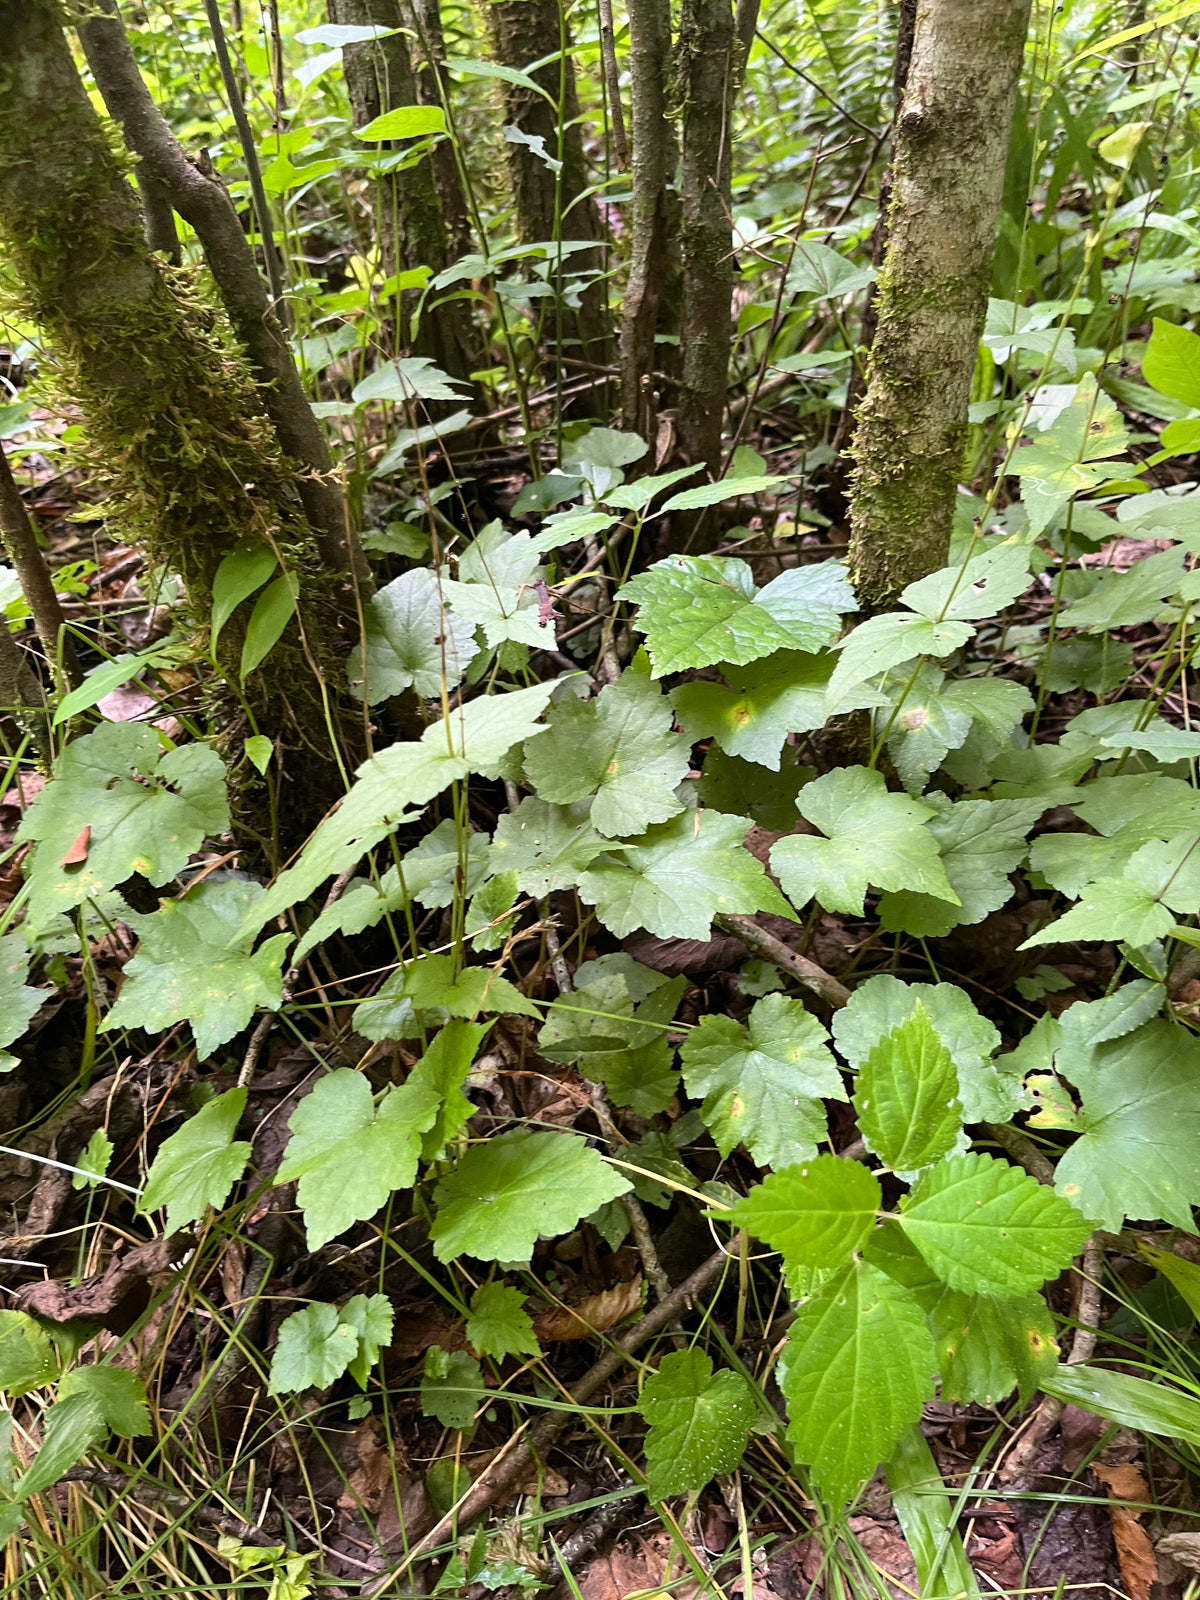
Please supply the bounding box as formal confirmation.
[338,1418,394,1515]
[1093,1462,1156,1600]
[534,1278,643,1342]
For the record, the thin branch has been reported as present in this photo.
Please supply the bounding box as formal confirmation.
[365,1244,731,1594]
[0,442,81,690]
[717,913,851,1008]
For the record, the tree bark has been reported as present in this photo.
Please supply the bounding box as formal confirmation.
[676,0,737,474]
[0,0,360,800]
[405,0,475,262]
[483,0,606,355]
[847,0,1032,610]
[329,0,477,385]
[619,0,677,434]
[0,444,81,691]
[72,0,365,585]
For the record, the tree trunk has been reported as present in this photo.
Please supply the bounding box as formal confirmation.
[330,0,477,385]
[73,0,365,585]
[0,0,359,802]
[0,443,81,692]
[619,0,677,435]
[405,0,475,263]
[676,0,737,474]
[483,0,607,356]
[847,0,1032,610]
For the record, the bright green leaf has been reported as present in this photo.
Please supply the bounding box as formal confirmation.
[340,1293,394,1388]
[770,766,958,916]
[638,1349,755,1498]
[490,797,608,896]
[356,105,447,140]
[139,1088,251,1232]
[211,544,276,649]
[18,724,229,930]
[421,1346,483,1429]
[268,1303,360,1394]
[853,1005,962,1171]
[680,994,844,1169]
[276,1070,439,1250]
[466,1283,540,1360]
[430,1129,631,1263]
[523,671,690,837]
[579,808,796,940]
[779,1260,936,1506]
[240,574,298,679]
[348,569,479,702]
[103,878,291,1059]
[900,1152,1092,1294]
[726,1156,882,1269]
[0,1311,56,1397]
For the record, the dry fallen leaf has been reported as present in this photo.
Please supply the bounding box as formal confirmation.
[1093,1462,1156,1600]
[61,824,90,867]
[534,1277,643,1342]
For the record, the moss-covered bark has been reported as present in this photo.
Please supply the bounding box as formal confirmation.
[0,0,359,818]
[847,0,1032,610]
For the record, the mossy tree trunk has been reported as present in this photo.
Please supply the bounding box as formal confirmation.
[0,0,361,813]
[74,0,365,586]
[847,0,1032,610]
[330,0,478,386]
[483,0,607,357]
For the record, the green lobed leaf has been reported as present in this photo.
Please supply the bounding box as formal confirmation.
[140,1088,251,1232]
[466,1282,540,1360]
[0,1311,56,1397]
[831,974,1015,1122]
[18,724,230,930]
[430,1129,631,1263]
[674,650,881,772]
[617,556,852,677]
[779,1260,937,1506]
[726,1156,882,1269]
[1053,1018,1200,1232]
[827,613,974,703]
[899,544,1032,623]
[638,1349,756,1498]
[340,1293,394,1388]
[421,1346,484,1429]
[353,953,539,1041]
[878,796,1041,941]
[268,1303,361,1394]
[103,878,291,1060]
[853,1005,963,1172]
[899,1152,1092,1295]
[276,1069,440,1250]
[489,797,608,896]
[0,930,47,1071]
[348,569,479,703]
[405,1020,490,1161]
[523,670,690,838]
[680,994,844,1170]
[579,808,796,940]
[770,766,958,916]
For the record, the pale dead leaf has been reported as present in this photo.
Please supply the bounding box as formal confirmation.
[534,1278,643,1342]
[517,1466,568,1497]
[1156,1532,1200,1573]
[338,1418,393,1514]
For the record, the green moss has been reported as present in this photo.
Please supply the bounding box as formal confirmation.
[0,0,357,834]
